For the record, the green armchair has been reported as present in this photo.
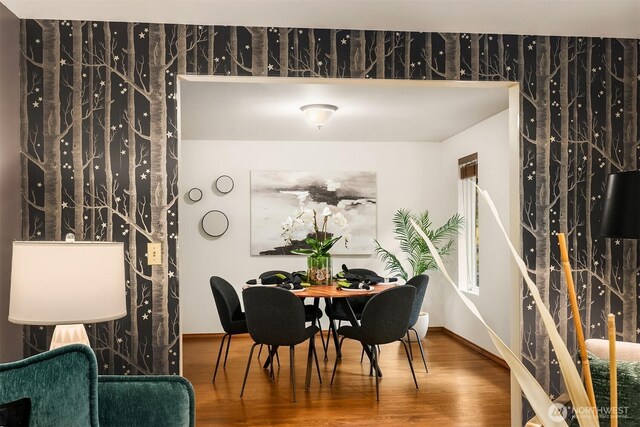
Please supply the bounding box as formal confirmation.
[0,344,195,426]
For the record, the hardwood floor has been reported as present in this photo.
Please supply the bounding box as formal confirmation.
[183,331,510,426]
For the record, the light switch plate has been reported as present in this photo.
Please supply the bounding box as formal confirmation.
[147,243,161,265]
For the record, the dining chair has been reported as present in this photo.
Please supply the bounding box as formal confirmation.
[325,268,377,356]
[209,276,249,383]
[241,287,321,402]
[330,285,418,400]
[405,275,430,372]
[259,270,327,355]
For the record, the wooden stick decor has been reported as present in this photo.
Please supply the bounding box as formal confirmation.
[557,233,597,409]
[608,314,618,427]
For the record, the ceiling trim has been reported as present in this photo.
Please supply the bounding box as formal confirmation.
[3,0,640,39]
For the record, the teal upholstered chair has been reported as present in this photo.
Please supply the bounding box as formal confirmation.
[0,344,195,426]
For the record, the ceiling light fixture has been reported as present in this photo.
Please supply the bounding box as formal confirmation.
[300,104,338,129]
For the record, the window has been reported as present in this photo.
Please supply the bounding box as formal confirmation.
[458,153,479,292]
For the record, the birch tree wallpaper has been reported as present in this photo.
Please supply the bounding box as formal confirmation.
[20,19,639,422]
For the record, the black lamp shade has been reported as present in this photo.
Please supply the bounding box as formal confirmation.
[600,171,640,239]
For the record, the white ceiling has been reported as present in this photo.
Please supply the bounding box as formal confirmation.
[2,0,639,39]
[179,78,510,142]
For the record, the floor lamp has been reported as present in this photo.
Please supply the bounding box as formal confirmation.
[9,240,126,350]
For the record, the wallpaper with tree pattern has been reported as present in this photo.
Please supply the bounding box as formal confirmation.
[21,20,640,421]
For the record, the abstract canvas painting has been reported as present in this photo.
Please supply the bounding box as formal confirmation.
[251,171,377,255]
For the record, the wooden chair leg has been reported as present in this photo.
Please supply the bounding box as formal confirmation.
[290,346,296,403]
[412,328,428,373]
[330,337,346,385]
[223,334,233,367]
[240,343,259,397]
[212,333,229,383]
[399,339,419,389]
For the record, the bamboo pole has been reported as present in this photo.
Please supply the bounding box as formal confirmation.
[608,314,618,427]
[557,233,597,408]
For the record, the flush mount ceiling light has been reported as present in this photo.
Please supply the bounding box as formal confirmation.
[300,104,338,129]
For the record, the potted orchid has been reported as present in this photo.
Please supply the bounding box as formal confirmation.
[281,207,350,285]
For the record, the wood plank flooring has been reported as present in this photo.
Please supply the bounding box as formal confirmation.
[183,331,510,426]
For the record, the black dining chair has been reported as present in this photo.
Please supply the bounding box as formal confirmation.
[209,276,249,383]
[241,287,321,402]
[325,268,377,356]
[330,285,418,400]
[405,275,430,373]
[260,270,327,355]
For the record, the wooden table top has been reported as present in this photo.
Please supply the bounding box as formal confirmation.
[293,283,396,298]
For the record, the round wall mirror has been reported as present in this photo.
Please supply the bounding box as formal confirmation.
[201,210,229,237]
[215,175,234,194]
[187,188,203,202]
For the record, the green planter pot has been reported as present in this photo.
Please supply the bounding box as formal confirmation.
[307,254,332,286]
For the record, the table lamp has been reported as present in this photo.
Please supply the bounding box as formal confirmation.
[600,170,640,238]
[8,239,126,350]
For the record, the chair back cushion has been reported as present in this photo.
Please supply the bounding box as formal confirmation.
[360,285,416,345]
[243,287,307,346]
[259,270,293,281]
[0,344,98,426]
[406,275,430,327]
[210,276,243,333]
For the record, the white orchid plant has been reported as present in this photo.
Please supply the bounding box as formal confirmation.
[281,206,351,256]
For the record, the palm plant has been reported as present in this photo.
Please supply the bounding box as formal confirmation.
[374,209,464,280]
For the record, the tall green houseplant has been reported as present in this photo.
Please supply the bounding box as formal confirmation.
[374,209,463,280]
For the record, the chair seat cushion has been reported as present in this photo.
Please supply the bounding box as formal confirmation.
[227,319,248,335]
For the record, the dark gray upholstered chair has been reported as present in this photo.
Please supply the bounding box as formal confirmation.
[241,287,321,402]
[405,275,430,372]
[325,268,377,356]
[209,276,249,383]
[260,270,327,355]
[330,285,418,400]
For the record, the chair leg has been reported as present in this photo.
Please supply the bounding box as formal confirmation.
[360,346,364,363]
[268,346,275,381]
[406,330,413,360]
[240,343,259,397]
[258,343,263,359]
[318,327,326,357]
[399,339,419,390]
[330,337,346,385]
[275,348,281,367]
[412,328,428,373]
[212,333,229,383]
[223,334,233,368]
[313,337,322,384]
[373,346,380,401]
[290,346,296,403]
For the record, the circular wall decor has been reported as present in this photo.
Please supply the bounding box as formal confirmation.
[201,210,229,237]
[187,188,203,202]
[215,175,234,194]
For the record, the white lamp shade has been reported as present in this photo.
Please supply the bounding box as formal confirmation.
[9,241,126,325]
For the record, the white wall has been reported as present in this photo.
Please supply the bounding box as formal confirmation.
[440,110,512,355]
[178,139,450,333]
[0,4,23,362]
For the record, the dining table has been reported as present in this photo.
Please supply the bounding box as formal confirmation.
[260,283,397,379]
